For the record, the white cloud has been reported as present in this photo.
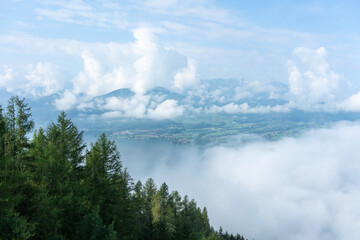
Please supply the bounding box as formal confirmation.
[173,58,198,91]
[72,50,126,96]
[124,122,360,240]
[54,90,78,110]
[287,47,344,109]
[36,0,127,29]
[338,92,360,112]
[52,27,197,110]
[201,122,360,239]
[102,94,150,118]
[69,27,196,96]
[101,96,184,120]
[24,62,63,97]
[1,33,358,116]
[148,99,183,119]
[131,28,197,93]
[141,0,237,26]
[205,102,292,114]
[145,0,178,9]
[0,63,63,98]
[0,65,16,92]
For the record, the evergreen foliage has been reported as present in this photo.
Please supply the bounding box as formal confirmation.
[0,97,248,240]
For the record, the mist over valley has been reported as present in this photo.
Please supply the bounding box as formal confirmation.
[1,0,360,239]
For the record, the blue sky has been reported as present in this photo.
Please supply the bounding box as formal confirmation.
[0,0,360,115]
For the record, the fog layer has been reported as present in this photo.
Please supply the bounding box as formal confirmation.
[113,122,360,240]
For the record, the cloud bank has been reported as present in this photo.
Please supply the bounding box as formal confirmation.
[119,122,360,240]
[1,28,360,119]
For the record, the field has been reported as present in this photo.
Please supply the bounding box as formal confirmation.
[99,112,346,144]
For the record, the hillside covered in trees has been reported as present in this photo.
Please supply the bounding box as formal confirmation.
[0,96,247,240]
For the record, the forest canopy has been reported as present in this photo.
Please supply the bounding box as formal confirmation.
[0,96,247,240]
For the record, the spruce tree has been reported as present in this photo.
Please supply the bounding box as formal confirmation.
[85,133,135,240]
[45,112,86,239]
[0,97,35,239]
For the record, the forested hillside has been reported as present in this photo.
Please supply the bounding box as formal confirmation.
[0,96,247,240]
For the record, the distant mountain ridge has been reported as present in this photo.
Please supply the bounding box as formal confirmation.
[2,79,360,144]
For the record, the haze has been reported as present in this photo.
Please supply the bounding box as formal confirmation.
[116,122,360,240]
[1,1,360,239]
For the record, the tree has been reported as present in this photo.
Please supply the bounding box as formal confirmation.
[85,133,135,239]
[201,207,211,237]
[29,128,62,239]
[46,111,85,176]
[132,180,148,240]
[42,112,86,239]
[76,207,117,240]
[5,96,34,166]
[151,183,175,240]
[0,97,35,240]
[0,97,249,240]
[0,105,6,158]
[142,178,157,240]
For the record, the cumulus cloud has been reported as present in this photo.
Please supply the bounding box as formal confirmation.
[100,95,184,120]
[0,65,16,91]
[71,50,126,96]
[24,62,64,97]
[102,94,150,119]
[148,99,184,119]
[0,63,63,98]
[54,90,78,110]
[53,27,198,110]
[52,28,197,114]
[338,92,360,112]
[2,35,358,117]
[205,102,292,114]
[287,47,344,109]
[173,58,198,91]
[120,122,360,240]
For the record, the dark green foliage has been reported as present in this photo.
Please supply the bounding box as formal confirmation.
[76,207,117,240]
[0,212,34,240]
[0,96,247,240]
[0,97,35,240]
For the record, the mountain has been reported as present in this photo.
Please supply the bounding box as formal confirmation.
[2,78,360,144]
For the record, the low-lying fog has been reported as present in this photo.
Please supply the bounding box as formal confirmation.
[89,121,360,240]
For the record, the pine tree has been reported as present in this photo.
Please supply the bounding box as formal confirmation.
[85,133,135,240]
[44,112,86,239]
[76,207,117,240]
[0,97,35,239]
[132,180,147,240]
[151,183,175,240]
[0,105,6,159]
[201,207,211,237]
[142,178,157,240]
[0,97,249,240]
[29,128,62,239]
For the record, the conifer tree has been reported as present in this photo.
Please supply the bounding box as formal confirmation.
[0,97,248,240]
[0,97,35,239]
[142,178,157,239]
[44,111,86,238]
[151,182,175,240]
[201,207,211,237]
[85,133,135,240]
[30,128,61,239]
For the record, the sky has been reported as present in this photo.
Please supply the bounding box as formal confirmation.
[0,0,360,116]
